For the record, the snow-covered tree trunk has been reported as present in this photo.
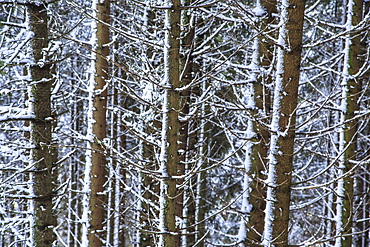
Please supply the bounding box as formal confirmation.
[158,0,182,245]
[82,0,110,246]
[261,0,305,246]
[238,1,276,246]
[179,0,196,245]
[335,0,362,246]
[27,3,57,246]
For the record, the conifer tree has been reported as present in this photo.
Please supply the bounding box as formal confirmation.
[262,0,305,246]
[27,2,57,246]
[335,0,362,246]
[158,0,182,245]
[82,0,110,246]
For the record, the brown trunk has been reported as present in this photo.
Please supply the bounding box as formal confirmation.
[355,3,370,246]
[262,0,305,246]
[244,1,276,245]
[179,0,196,244]
[88,1,110,246]
[28,3,57,247]
[336,0,362,246]
[161,0,182,246]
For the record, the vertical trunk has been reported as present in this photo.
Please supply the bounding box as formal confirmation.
[82,1,110,246]
[28,3,57,247]
[107,83,124,246]
[139,93,160,246]
[180,1,195,245]
[239,1,276,246]
[139,4,159,246]
[355,1,369,246]
[114,54,127,247]
[190,17,210,247]
[159,0,182,246]
[140,138,158,246]
[335,0,362,246]
[194,61,208,247]
[262,0,305,246]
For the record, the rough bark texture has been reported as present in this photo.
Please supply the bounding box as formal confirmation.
[262,0,305,246]
[245,1,276,245]
[161,0,182,246]
[271,1,304,245]
[89,1,110,246]
[28,3,57,247]
[355,2,370,245]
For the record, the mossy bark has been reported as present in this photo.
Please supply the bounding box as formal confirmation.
[28,3,57,247]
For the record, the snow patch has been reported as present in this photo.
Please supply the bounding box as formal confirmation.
[252,6,266,17]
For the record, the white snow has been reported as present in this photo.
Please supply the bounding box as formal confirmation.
[334,1,354,246]
[252,6,266,17]
[81,1,98,245]
[262,0,289,245]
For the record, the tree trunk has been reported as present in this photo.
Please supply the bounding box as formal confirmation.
[180,0,196,245]
[355,3,370,246]
[28,3,57,247]
[239,1,276,246]
[139,4,159,246]
[335,1,362,246]
[82,1,110,246]
[159,0,182,246]
[262,0,305,246]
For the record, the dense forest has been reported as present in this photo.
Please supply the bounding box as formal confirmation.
[0,0,369,246]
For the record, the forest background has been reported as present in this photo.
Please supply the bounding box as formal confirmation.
[0,0,369,246]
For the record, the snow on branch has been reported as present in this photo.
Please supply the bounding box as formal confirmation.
[0,0,58,5]
[0,107,35,122]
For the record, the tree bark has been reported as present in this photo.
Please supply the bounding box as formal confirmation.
[83,1,110,246]
[239,1,276,246]
[28,3,57,247]
[159,0,182,246]
[262,0,305,246]
[179,0,196,245]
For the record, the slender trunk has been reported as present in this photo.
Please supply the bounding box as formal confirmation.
[180,1,195,245]
[239,1,276,246]
[195,70,208,247]
[262,0,305,246]
[28,3,57,247]
[355,1,369,245]
[335,1,362,246]
[114,52,127,247]
[107,84,124,246]
[139,4,159,246]
[159,0,182,246]
[140,125,159,246]
[82,1,110,246]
